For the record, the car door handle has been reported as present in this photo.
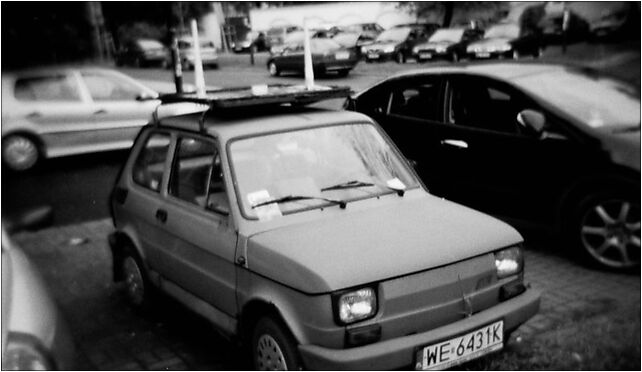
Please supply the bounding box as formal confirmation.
[26,112,42,119]
[155,209,167,223]
[441,139,468,149]
[93,109,107,115]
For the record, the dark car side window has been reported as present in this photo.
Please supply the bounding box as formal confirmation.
[169,136,229,214]
[386,79,441,121]
[132,132,171,192]
[448,77,529,134]
[14,75,81,102]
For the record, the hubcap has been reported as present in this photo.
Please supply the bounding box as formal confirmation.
[580,199,641,268]
[256,334,287,370]
[269,63,277,76]
[3,136,38,170]
[123,257,145,305]
[512,50,519,60]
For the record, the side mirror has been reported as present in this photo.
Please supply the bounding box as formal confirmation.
[517,109,545,136]
[136,92,159,101]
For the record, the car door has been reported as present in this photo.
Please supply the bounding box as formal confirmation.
[354,75,445,188]
[79,70,159,152]
[159,134,238,318]
[7,71,96,158]
[437,73,586,220]
[280,42,304,71]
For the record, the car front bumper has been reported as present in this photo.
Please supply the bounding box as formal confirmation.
[364,51,395,61]
[414,50,450,61]
[466,50,513,59]
[298,288,541,370]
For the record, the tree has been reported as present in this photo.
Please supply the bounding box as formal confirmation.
[398,2,506,28]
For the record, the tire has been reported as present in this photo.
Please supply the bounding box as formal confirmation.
[570,191,640,270]
[268,62,280,77]
[120,250,154,308]
[252,316,301,371]
[2,134,39,171]
[451,52,459,63]
[395,51,405,64]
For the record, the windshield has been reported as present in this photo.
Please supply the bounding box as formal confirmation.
[484,24,519,39]
[429,28,465,43]
[513,69,641,129]
[376,27,410,43]
[229,123,419,219]
[332,32,360,47]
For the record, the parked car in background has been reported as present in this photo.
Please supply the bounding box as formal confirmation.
[266,25,303,52]
[115,38,168,68]
[466,22,543,60]
[109,85,540,371]
[343,22,384,41]
[362,23,438,63]
[268,29,325,55]
[412,27,485,62]
[177,37,218,69]
[232,31,267,53]
[2,206,75,370]
[347,63,640,270]
[331,31,375,58]
[1,67,181,171]
[267,37,359,77]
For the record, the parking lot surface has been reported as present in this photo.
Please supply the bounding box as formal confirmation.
[12,218,640,370]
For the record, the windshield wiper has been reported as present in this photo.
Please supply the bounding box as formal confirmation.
[321,179,405,196]
[251,195,346,209]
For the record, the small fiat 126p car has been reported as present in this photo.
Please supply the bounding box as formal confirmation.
[108,85,540,370]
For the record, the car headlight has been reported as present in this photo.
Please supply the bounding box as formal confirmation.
[412,46,420,54]
[2,333,54,370]
[498,44,512,52]
[383,46,395,53]
[436,46,447,53]
[494,246,523,278]
[466,46,475,53]
[334,287,377,324]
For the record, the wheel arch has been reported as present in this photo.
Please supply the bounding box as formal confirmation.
[239,299,297,346]
[2,130,46,157]
[109,228,147,282]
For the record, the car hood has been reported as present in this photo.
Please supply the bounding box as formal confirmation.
[595,127,641,172]
[468,38,512,49]
[416,41,455,49]
[363,42,399,51]
[246,195,522,294]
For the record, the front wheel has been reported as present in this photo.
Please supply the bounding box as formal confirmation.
[252,316,301,370]
[2,134,39,171]
[571,192,640,270]
[268,62,280,77]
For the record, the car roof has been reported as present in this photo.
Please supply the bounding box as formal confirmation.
[1,66,128,78]
[157,107,373,143]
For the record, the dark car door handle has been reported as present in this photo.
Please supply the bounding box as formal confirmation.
[441,139,468,149]
[155,209,167,223]
[93,109,107,115]
[26,112,42,119]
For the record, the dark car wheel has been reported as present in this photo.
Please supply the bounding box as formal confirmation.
[252,316,301,371]
[121,250,155,308]
[451,52,460,62]
[395,52,405,64]
[2,134,40,171]
[571,192,640,270]
[268,62,280,77]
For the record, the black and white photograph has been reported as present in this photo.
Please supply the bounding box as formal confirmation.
[1,1,640,370]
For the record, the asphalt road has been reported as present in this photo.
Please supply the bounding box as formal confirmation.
[3,42,639,226]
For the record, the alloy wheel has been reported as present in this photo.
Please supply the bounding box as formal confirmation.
[268,62,279,76]
[256,334,288,370]
[580,199,641,269]
[2,135,38,171]
[123,256,146,306]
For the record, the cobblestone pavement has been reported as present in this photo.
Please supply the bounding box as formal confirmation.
[12,219,640,370]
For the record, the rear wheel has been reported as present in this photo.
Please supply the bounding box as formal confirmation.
[121,250,155,308]
[2,134,39,171]
[252,316,301,370]
[268,62,280,77]
[571,192,640,270]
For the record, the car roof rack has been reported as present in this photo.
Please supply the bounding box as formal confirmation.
[152,84,352,132]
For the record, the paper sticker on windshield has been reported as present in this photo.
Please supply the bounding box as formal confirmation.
[386,178,406,191]
[248,190,282,221]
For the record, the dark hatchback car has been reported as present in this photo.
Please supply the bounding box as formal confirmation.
[115,38,168,68]
[412,27,485,62]
[466,22,543,60]
[362,23,439,64]
[267,37,359,77]
[347,63,640,271]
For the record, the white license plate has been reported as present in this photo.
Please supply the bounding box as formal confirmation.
[419,53,432,59]
[367,53,380,59]
[335,51,350,60]
[476,52,490,58]
[415,320,503,370]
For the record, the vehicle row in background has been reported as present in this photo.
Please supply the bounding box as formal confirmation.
[115,36,218,70]
[347,63,640,271]
[267,37,360,77]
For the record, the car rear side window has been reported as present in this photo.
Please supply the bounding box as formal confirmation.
[14,75,81,102]
[169,136,229,213]
[82,72,143,101]
[387,80,441,121]
[132,132,171,192]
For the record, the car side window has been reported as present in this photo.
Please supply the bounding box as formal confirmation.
[14,75,82,102]
[132,132,171,192]
[386,79,441,121]
[169,136,229,214]
[81,72,143,101]
[448,77,527,134]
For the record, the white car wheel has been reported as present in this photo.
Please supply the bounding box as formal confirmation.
[2,135,39,171]
[268,62,279,76]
